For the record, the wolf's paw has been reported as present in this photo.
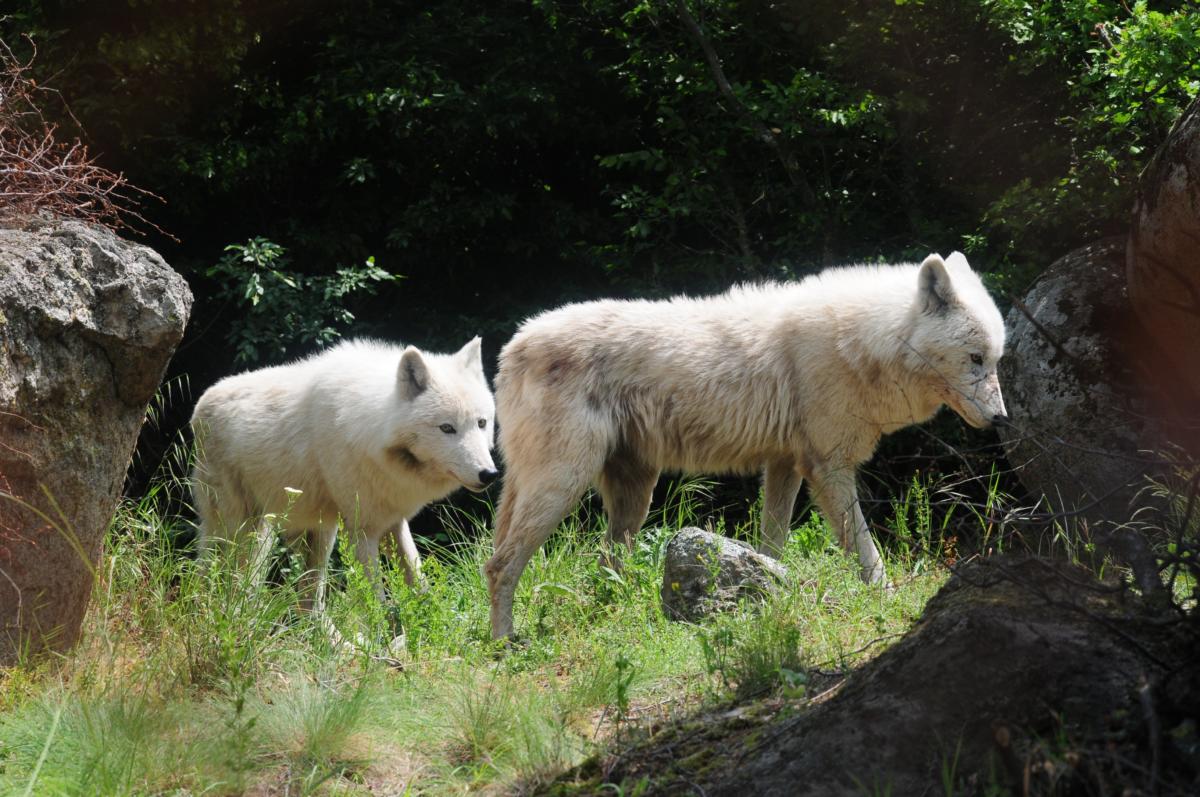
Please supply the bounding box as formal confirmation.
[861,564,892,592]
[868,575,897,594]
[490,634,530,658]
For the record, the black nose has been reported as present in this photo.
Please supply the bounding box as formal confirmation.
[479,468,499,486]
[992,414,1010,426]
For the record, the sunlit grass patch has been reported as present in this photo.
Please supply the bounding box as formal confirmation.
[0,477,956,795]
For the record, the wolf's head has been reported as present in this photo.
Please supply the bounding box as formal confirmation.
[387,337,498,492]
[906,252,1007,429]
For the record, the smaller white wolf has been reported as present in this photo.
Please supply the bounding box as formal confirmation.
[486,253,1007,639]
[191,337,497,610]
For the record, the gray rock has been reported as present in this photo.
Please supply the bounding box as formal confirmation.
[0,218,192,664]
[661,527,788,622]
[997,239,1155,524]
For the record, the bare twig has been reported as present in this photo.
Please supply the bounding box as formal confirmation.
[0,35,168,236]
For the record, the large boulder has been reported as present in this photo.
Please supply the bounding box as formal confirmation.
[0,219,192,664]
[661,527,788,622]
[996,239,1154,524]
[1128,94,1200,453]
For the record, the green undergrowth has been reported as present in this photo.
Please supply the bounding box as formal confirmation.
[0,480,952,796]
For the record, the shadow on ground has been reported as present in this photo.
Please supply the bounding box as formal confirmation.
[545,555,1200,796]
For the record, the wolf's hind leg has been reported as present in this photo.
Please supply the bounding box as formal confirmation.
[192,467,257,562]
[191,470,218,555]
[486,468,595,640]
[597,454,658,563]
[759,458,803,557]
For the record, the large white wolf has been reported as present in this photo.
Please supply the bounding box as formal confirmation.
[191,337,497,610]
[486,253,1007,639]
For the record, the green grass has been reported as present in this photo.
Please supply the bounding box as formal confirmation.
[0,479,954,795]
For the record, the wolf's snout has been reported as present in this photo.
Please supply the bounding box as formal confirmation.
[992,413,1009,427]
[478,468,500,486]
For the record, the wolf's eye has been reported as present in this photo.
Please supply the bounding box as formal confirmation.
[439,423,456,434]
[478,418,487,429]
[970,354,983,366]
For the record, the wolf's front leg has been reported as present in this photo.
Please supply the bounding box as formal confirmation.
[353,528,386,602]
[808,465,887,585]
[389,519,424,588]
[298,527,338,613]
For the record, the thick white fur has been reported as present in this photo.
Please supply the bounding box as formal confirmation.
[191,337,496,610]
[485,253,1006,639]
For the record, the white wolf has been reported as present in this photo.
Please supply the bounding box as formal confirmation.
[485,253,1006,639]
[191,337,497,610]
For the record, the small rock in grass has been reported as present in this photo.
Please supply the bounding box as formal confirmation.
[661,527,788,622]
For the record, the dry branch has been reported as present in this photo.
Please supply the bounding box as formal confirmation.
[0,35,166,235]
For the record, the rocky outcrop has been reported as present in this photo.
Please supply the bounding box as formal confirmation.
[558,557,1198,796]
[661,527,787,622]
[0,219,192,664]
[996,239,1154,524]
[1128,94,1200,454]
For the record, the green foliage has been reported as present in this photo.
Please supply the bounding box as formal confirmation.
[6,0,1197,359]
[569,0,907,283]
[979,0,1200,270]
[206,237,398,365]
[696,586,808,700]
[889,471,956,570]
[611,650,636,727]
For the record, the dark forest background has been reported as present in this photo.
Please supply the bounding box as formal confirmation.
[4,0,1197,540]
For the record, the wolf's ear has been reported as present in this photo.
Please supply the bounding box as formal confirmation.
[455,336,484,374]
[397,346,430,399]
[918,254,956,314]
[944,251,971,273]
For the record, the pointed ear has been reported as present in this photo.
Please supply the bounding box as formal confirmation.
[397,346,430,399]
[918,254,956,314]
[944,251,971,273]
[455,336,484,373]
